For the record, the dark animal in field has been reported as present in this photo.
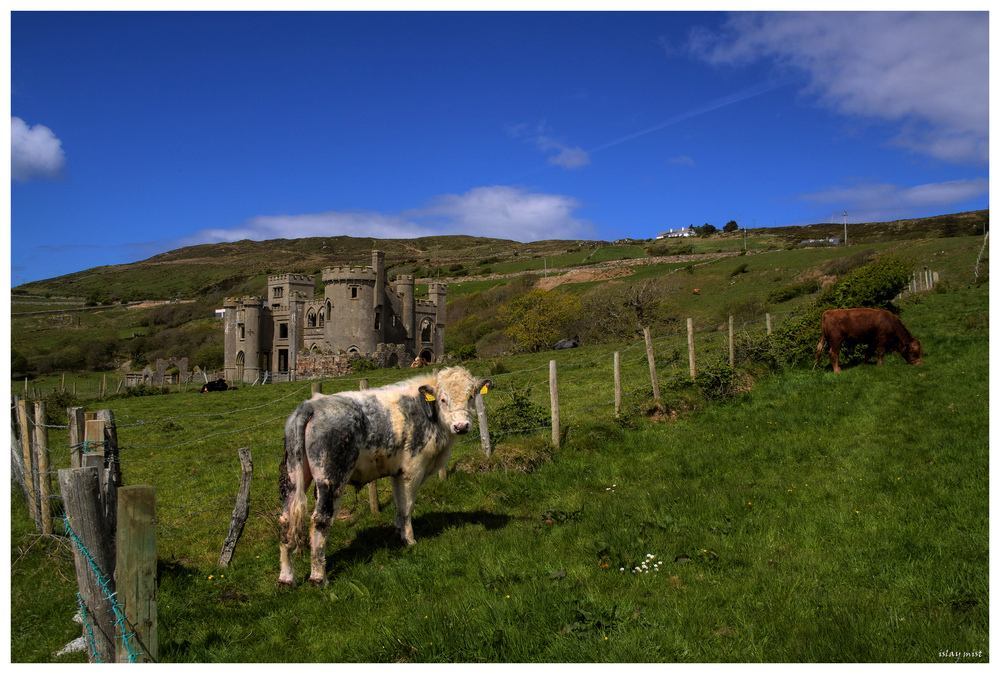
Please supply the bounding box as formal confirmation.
[201,379,229,392]
[815,308,923,373]
[278,366,492,586]
[553,336,579,350]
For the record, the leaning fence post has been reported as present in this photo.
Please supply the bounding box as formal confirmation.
[68,406,86,469]
[59,466,117,663]
[17,399,38,525]
[613,351,622,418]
[476,393,492,458]
[687,318,696,379]
[116,485,157,663]
[549,360,561,448]
[643,327,660,402]
[35,402,53,535]
[219,449,252,568]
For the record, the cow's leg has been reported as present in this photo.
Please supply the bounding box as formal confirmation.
[278,451,312,586]
[308,478,344,586]
[814,336,826,369]
[828,339,842,373]
[390,472,422,545]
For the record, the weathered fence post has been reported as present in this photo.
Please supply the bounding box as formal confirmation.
[219,448,252,568]
[476,393,492,458]
[729,315,735,367]
[116,485,157,663]
[359,379,380,511]
[766,313,772,335]
[16,399,38,525]
[68,406,86,469]
[59,466,117,663]
[687,318,696,379]
[643,327,661,402]
[549,360,560,448]
[311,382,322,397]
[35,402,53,535]
[96,409,122,541]
[613,351,622,418]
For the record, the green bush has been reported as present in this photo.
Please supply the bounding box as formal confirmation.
[767,279,820,304]
[489,388,550,444]
[453,344,477,361]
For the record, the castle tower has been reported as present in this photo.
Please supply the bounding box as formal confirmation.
[396,274,415,340]
[322,262,380,355]
[428,282,448,362]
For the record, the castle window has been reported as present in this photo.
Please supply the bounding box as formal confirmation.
[279,323,289,339]
[238,324,245,339]
[374,311,380,330]
[351,286,359,299]
[420,318,433,343]
[307,310,317,328]
[273,287,284,298]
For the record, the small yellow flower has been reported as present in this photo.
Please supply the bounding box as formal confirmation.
[208,575,214,579]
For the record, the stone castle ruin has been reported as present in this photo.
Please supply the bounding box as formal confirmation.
[223,250,446,383]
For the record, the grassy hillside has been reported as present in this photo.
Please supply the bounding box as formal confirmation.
[11,210,988,303]
[11,281,988,662]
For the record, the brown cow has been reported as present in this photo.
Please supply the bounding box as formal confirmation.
[815,308,923,373]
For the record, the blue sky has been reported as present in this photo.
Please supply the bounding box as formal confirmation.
[9,9,991,285]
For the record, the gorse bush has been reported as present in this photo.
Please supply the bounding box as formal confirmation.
[767,279,820,304]
[498,289,581,353]
[489,388,550,444]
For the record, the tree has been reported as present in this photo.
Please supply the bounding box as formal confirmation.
[724,220,739,233]
[696,223,718,236]
[498,289,581,353]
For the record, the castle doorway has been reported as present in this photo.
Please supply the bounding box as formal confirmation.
[236,351,245,382]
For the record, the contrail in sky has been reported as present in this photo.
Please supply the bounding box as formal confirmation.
[515,79,790,179]
[588,79,791,154]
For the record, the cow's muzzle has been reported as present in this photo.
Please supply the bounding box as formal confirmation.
[452,421,471,435]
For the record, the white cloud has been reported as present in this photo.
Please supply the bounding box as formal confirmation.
[509,122,591,169]
[184,186,595,246]
[797,177,988,222]
[11,117,66,181]
[668,155,695,166]
[688,12,988,164]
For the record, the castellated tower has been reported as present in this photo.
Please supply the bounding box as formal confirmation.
[223,249,446,383]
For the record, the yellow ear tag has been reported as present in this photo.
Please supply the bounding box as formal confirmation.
[480,384,490,395]
[424,392,436,402]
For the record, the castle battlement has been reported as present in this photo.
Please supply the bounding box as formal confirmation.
[268,273,314,284]
[322,266,378,283]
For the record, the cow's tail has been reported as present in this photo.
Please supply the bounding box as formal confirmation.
[813,335,826,370]
[280,403,312,554]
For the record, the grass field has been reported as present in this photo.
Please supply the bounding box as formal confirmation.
[10,280,988,663]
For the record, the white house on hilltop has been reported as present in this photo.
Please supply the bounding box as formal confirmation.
[657,226,696,239]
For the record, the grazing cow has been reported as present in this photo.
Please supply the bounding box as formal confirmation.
[278,366,492,586]
[815,308,923,373]
[410,357,429,368]
[201,378,229,392]
[553,336,579,350]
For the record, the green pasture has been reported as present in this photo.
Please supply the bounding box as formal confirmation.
[11,282,988,662]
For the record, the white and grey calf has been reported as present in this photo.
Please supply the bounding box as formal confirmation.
[278,366,491,586]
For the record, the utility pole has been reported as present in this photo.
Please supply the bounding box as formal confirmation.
[843,211,848,246]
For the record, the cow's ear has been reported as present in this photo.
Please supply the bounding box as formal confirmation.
[418,385,438,419]
[477,379,493,396]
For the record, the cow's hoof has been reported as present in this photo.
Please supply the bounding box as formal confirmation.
[308,577,328,587]
[277,579,295,588]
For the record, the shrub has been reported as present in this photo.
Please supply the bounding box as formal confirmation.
[498,289,581,353]
[489,388,550,444]
[730,263,749,277]
[828,253,911,310]
[453,344,477,361]
[767,279,820,304]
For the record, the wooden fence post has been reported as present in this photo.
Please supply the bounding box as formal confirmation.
[219,448,252,568]
[766,313,772,335]
[729,315,735,366]
[116,485,157,663]
[35,402,53,535]
[68,406,86,469]
[17,399,37,525]
[476,394,492,458]
[59,466,116,663]
[359,379,380,512]
[687,318,696,379]
[96,410,121,543]
[613,351,622,418]
[311,382,322,397]
[549,360,560,448]
[643,327,660,402]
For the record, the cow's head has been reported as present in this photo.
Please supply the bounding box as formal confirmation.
[902,337,924,365]
[418,366,492,435]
